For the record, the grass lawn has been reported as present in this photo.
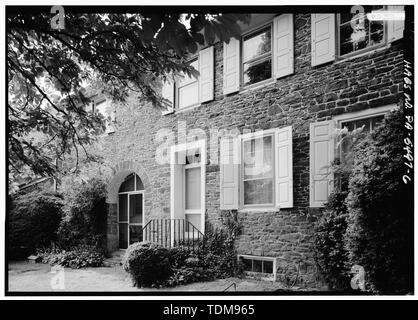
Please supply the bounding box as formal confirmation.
[7,261,300,292]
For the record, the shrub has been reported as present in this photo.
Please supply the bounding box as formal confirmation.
[122,242,172,287]
[38,244,105,268]
[8,190,63,258]
[58,177,107,250]
[313,191,350,290]
[168,246,192,268]
[194,211,244,279]
[344,109,413,294]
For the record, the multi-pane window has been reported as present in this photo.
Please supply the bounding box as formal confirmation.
[242,135,274,206]
[242,26,272,86]
[177,58,199,109]
[339,6,385,56]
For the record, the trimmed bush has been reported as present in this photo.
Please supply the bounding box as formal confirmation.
[8,190,63,259]
[313,191,350,290]
[123,242,172,287]
[58,177,107,250]
[344,109,413,294]
[38,244,105,268]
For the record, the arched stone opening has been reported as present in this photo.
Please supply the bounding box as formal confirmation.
[105,161,150,252]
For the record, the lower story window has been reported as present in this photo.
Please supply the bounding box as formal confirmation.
[242,135,274,206]
[340,114,385,159]
[238,255,277,281]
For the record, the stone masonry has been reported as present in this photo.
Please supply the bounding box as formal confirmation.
[101,14,404,287]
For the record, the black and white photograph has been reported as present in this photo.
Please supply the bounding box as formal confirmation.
[2,1,415,302]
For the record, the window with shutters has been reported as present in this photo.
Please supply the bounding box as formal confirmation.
[333,105,394,191]
[242,25,273,86]
[337,5,405,57]
[309,105,396,207]
[236,126,293,209]
[161,46,214,113]
[177,58,199,109]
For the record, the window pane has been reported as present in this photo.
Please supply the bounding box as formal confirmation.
[253,259,262,272]
[119,223,128,249]
[243,27,271,62]
[244,178,273,205]
[243,58,272,86]
[241,258,253,272]
[371,115,385,129]
[178,59,199,86]
[243,136,273,180]
[129,194,143,224]
[135,176,144,191]
[129,225,143,244]
[186,148,201,165]
[178,82,199,109]
[119,173,135,192]
[118,194,128,222]
[263,260,273,274]
[185,167,201,210]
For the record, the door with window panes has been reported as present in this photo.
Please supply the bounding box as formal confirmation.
[184,148,202,234]
[118,173,144,249]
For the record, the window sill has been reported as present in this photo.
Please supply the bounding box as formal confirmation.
[238,207,280,214]
[175,103,202,114]
[238,78,276,95]
[334,44,391,65]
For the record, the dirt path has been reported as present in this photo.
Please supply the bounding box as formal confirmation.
[7,261,293,292]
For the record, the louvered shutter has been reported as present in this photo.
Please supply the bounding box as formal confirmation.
[275,126,293,208]
[223,38,240,95]
[310,120,335,207]
[311,14,336,67]
[220,137,239,209]
[199,46,214,103]
[273,14,294,78]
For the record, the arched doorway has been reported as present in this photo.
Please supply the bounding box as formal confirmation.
[118,173,144,249]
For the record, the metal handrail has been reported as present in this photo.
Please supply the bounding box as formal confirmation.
[141,218,204,251]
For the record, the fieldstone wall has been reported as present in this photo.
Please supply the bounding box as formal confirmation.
[101,13,404,287]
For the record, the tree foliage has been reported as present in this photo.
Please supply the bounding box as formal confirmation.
[7,10,250,182]
[344,109,413,294]
[8,190,63,258]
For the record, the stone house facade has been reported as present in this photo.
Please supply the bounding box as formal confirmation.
[97,9,405,286]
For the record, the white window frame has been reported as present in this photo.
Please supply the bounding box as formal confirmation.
[239,128,278,209]
[237,254,278,281]
[117,174,145,248]
[336,6,387,59]
[241,22,274,89]
[333,104,398,160]
[333,104,398,126]
[176,57,200,111]
[170,139,206,236]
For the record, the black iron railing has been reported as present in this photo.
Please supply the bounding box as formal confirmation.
[142,219,204,251]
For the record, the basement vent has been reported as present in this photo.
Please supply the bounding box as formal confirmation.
[238,255,277,281]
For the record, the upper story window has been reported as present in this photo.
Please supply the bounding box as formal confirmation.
[161,46,214,114]
[177,58,199,110]
[87,96,116,134]
[338,6,385,57]
[242,25,272,86]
